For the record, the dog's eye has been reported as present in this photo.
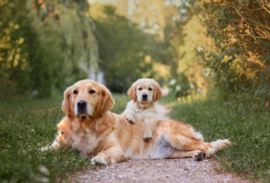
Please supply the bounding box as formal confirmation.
[138,87,142,90]
[89,89,95,94]
[73,90,78,94]
[149,88,152,91]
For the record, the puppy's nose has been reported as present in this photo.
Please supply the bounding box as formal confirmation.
[142,94,148,99]
[77,100,86,108]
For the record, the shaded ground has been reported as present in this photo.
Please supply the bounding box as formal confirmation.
[72,103,249,183]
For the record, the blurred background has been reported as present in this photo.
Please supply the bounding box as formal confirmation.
[1,0,270,109]
[1,1,270,181]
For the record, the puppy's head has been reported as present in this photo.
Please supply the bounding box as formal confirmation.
[62,79,114,121]
[127,78,162,104]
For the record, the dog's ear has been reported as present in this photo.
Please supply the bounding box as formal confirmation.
[100,86,115,115]
[62,87,71,118]
[153,81,162,102]
[127,83,137,102]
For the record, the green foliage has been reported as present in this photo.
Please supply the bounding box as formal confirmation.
[110,93,130,113]
[168,75,191,98]
[0,94,129,182]
[0,0,66,99]
[33,0,99,80]
[166,0,270,110]
[196,0,270,109]
[169,98,270,180]
[90,4,154,92]
[0,0,99,99]
[163,3,213,98]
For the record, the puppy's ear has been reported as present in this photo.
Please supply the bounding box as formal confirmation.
[153,81,162,102]
[62,87,71,118]
[127,83,137,102]
[100,86,114,115]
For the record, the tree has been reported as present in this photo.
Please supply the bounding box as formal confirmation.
[0,0,99,99]
[32,0,99,83]
[90,3,154,92]
[0,0,65,98]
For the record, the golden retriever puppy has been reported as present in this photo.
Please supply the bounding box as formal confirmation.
[122,78,162,141]
[42,79,231,165]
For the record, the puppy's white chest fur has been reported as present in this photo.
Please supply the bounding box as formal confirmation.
[134,105,157,121]
[124,101,157,122]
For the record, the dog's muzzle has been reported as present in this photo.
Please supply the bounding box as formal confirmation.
[142,94,148,101]
[75,100,93,119]
[77,100,87,115]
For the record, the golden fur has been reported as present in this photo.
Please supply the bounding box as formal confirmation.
[42,79,231,164]
[122,78,162,141]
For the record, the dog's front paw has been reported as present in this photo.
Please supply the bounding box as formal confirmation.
[192,150,205,161]
[91,156,107,165]
[143,131,153,141]
[126,115,136,123]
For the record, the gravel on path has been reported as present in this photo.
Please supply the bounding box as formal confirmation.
[73,158,248,183]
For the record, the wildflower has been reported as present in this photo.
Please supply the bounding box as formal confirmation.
[197,88,204,94]
[175,85,181,91]
[39,165,50,176]
[170,79,176,85]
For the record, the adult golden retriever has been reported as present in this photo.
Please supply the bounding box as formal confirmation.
[44,79,230,164]
[122,78,162,141]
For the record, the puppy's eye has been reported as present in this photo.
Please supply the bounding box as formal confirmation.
[89,89,95,94]
[73,90,78,94]
[138,87,142,91]
[149,88,152,91]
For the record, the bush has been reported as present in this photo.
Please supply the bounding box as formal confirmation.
[197,0,270,110]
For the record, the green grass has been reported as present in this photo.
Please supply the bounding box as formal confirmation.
[0,94,129,183]
[110,94,130,114]
[168,97,270,180]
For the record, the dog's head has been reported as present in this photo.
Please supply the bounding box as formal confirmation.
[127,78,162,104]
[62,79,114,120]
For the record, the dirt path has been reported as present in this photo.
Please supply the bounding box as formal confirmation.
[73,103,248,183]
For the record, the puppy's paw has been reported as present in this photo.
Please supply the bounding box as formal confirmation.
[126,115,136,123]
[91,156,107,165]
[192,150,205,161]
[143,131,153,141]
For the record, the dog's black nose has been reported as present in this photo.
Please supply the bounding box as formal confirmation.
[142,94,148,100]
[77,100,86,108]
